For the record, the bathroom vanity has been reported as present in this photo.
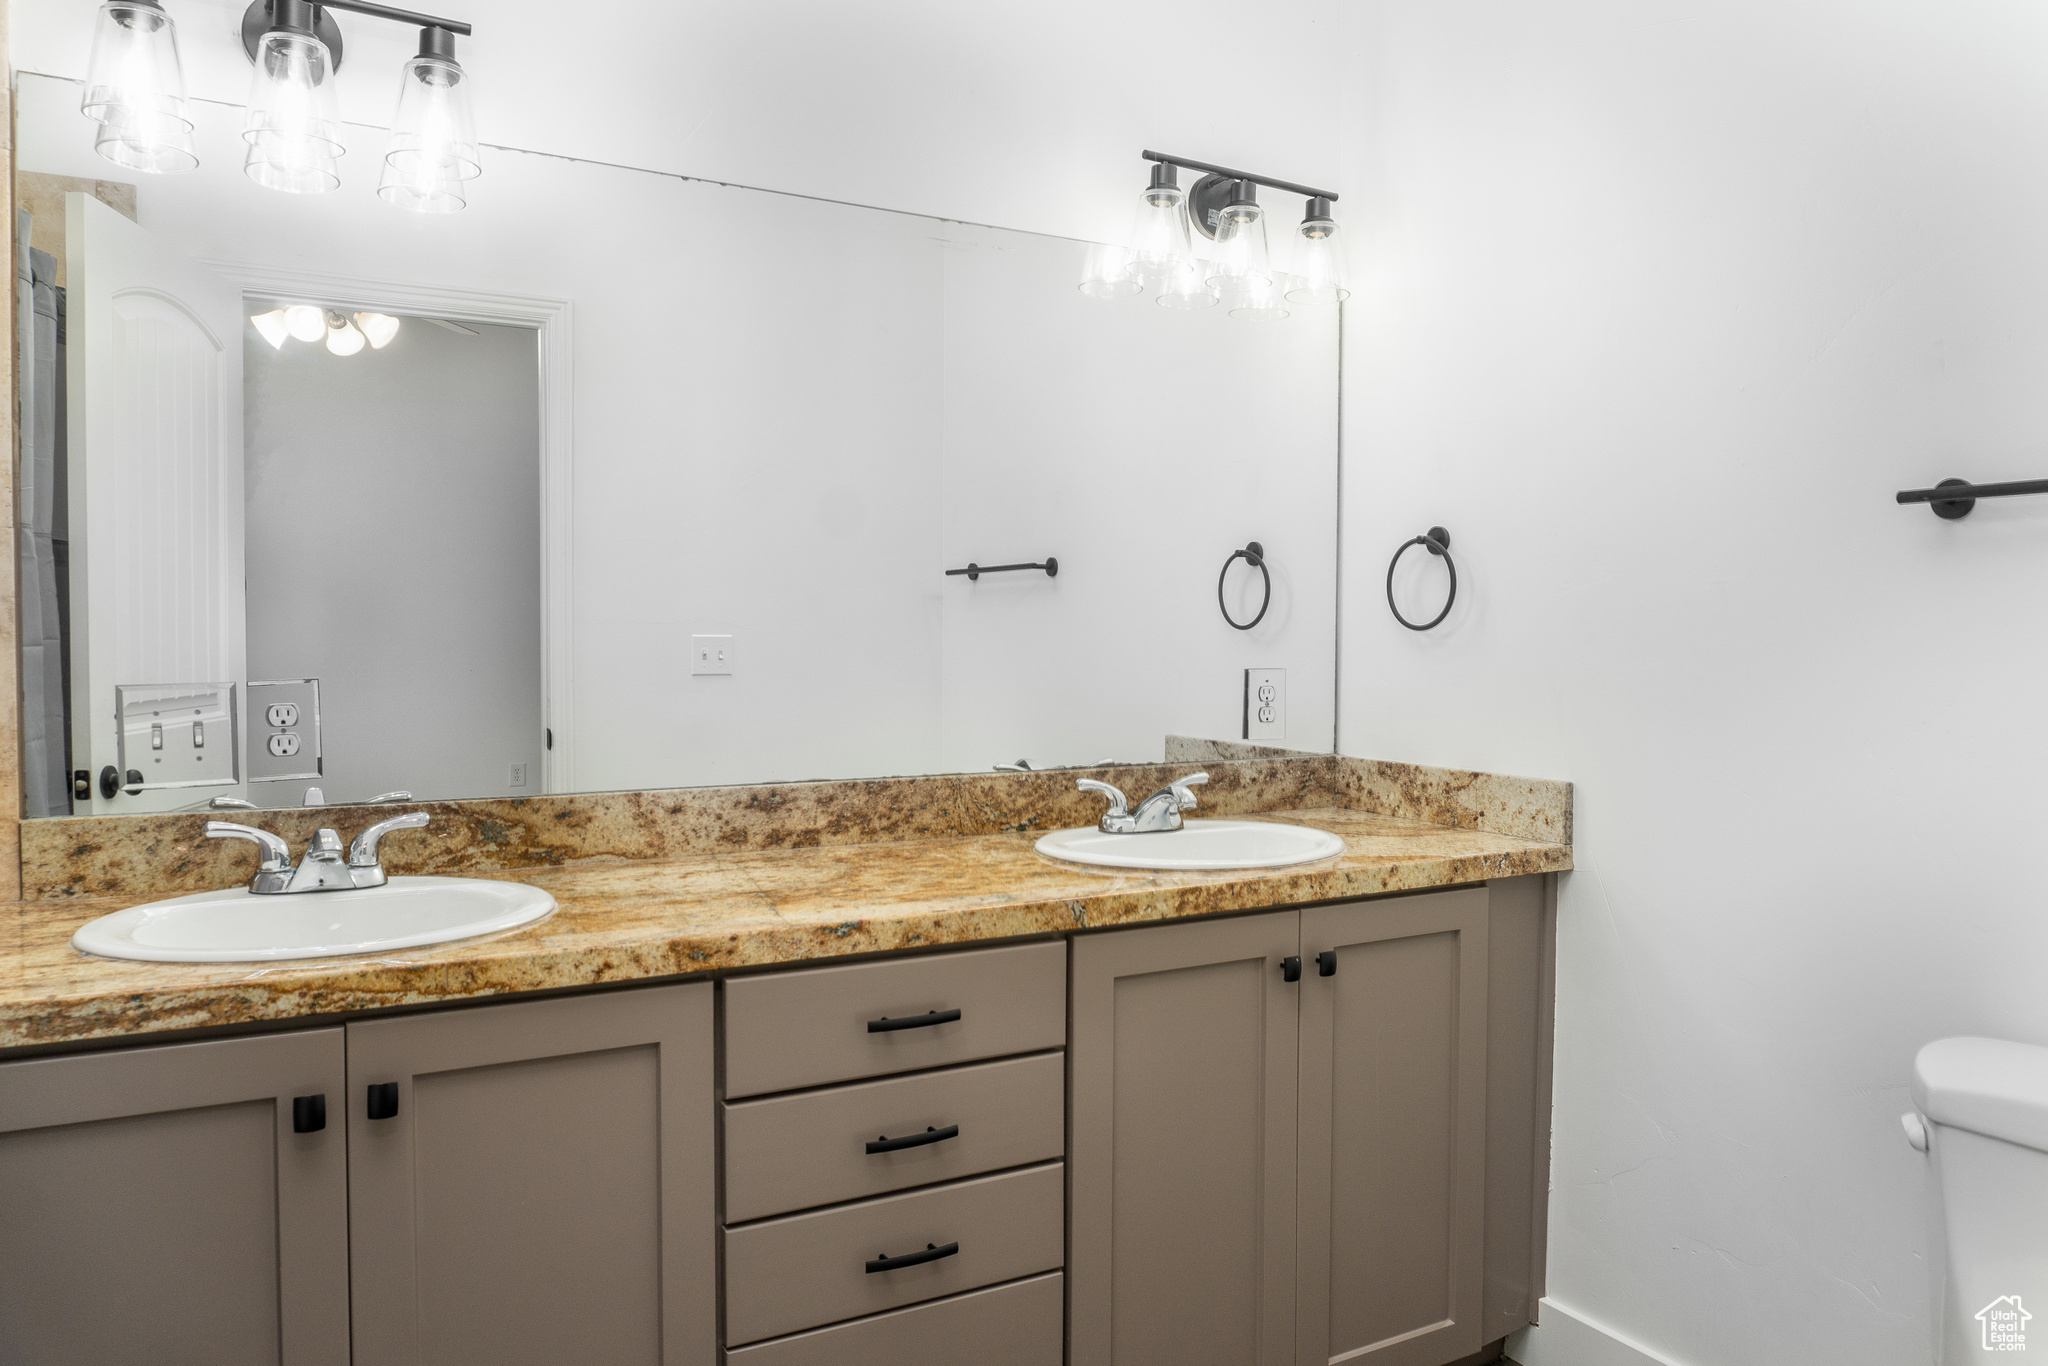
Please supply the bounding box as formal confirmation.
[0,755,1567,1366]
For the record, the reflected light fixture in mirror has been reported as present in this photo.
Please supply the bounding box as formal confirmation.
[242,0,344,193]
[1155,258,1219,310]
[355,311,402,348]
[378,26,482,213]
[325,314,367,355]
[1286,196,1350,305]
[80,0,198,174]
[250,305,401,353]
[1078,243,1142,298]
[1127,162,1195,284]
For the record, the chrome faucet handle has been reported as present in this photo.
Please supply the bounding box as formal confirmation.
[205,821,291,870]
[1076,778,1129,816]
[347,812,430,887]
[209,796,258,810]
[1167,771,1210,809]
[367,791,414,804]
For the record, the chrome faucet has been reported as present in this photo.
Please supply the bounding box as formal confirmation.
[1076,771,1208,834]
[205,812,430,894]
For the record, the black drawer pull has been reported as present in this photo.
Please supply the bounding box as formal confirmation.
[868,1008,962,1034]
[865,1241,960,1274]
[1281,956,1301,982]
[867,1124,961,1155]
[1317,950,1337,978]
[366,1082,399,1120]
[291,1093,326,1134]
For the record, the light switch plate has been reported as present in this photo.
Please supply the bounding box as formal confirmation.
[690,634,735,676]
[115,682,238,789]
[1243,668,1286,742]
[248,678,322,783]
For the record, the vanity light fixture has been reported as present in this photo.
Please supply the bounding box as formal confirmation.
[80,0,198,174]
[1080,151,1346,320]
[80,0,480,214]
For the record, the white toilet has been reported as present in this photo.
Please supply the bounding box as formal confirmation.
[1907,1036,2048,1362]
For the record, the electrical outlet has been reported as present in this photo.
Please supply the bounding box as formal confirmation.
[267,732,302,757]
[266,703,299,728]
[690,634,735,676]
[509,761,528,788]
[1243,668,1286,742]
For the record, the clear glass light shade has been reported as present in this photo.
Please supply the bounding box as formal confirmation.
[82,1,197,174]
[354,312,401,348]
[1226,271,1290,321]
[1206,203,1273,288]
[1286,220,1351,305]
[1126,185,1193,282]
[283,305,327,341]
[1078,242,1143,299]
[250,309,291,349]
[325,318,366,356]
[243,29,344,194]
[378,54,481,213]
[1155,258,1219,310]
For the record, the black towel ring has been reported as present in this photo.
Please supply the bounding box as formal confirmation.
[1218,542,1271,630]
[1387,526,1456,631]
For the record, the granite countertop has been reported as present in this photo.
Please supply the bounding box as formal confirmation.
[0,804,1569,1051]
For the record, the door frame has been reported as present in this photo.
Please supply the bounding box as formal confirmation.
[201,261,575,794]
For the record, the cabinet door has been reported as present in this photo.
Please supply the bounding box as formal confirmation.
[1297,888,1489,1366]
[345,983,715,1366]
[1071,910,1300,1366]
[0,1029,349,1366]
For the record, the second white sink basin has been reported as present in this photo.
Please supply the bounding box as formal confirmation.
[71,876,557,963]
[1035,819,1346,871]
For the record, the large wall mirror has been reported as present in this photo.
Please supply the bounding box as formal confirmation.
[12,53,1338,818]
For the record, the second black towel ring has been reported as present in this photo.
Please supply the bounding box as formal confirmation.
[1387,526,1456,631]
[1219,542,1271,630]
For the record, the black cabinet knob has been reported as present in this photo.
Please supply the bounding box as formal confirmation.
[366,1082,400,1120]
[1317,950,1337,978]
[291,1093,326,1133]
[1281,955,1302,982]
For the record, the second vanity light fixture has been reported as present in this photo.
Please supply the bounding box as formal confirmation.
[1081,151,1349,320]
[79,0,480,211]
[250,305,401,355]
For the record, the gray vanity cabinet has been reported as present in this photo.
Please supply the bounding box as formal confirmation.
[1296,889,1489,1366]
[344,983,717,1366]
[1069,880,1552,1366]
[0,1028,352,1366]
[1068,911,1304,1366]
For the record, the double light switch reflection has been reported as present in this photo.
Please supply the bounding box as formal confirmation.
[114,683,238,789]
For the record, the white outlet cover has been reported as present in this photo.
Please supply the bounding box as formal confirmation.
[1244,668,1286,742]
[690,634,735,676]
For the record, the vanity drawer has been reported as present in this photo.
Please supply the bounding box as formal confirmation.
[723,942,1066,1097]
[725,1052,1064,1222]
[722,1161,1064,1346]
[723,1271,1062,1366]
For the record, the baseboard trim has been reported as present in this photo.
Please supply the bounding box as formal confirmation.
[1505,1297,1689,1366]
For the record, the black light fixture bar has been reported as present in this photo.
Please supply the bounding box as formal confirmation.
[312,0,470,35]
[1141,150,1338,203]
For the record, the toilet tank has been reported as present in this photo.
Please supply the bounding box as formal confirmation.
[1911,1037,2048,1363]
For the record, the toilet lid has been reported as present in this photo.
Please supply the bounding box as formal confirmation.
[1913,1036,2048,1153]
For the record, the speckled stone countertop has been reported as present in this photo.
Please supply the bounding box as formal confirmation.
[0,805,1566,1050]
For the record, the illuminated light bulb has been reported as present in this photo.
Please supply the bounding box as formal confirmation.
[1285,199,1350,305]
[1126,163,1194,284]
[1155,258,1219,310]
[250,309,291,349]
[1226,270,1289,322]
[242,1,343,195]
[378,31,481,214]
[325,318,366,356]
[1205,181,1272,289]
[1078,242,1142,299]
[354,312,401,348]
[284,305,326,342]
[81,0,196,173]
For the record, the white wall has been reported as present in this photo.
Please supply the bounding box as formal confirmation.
[243,315,541,805]
[1338,3,2048,1364]
[10,0,1343,247]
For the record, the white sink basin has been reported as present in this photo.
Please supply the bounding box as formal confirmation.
[1035,819,1346,871]
[71,876,557,963]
